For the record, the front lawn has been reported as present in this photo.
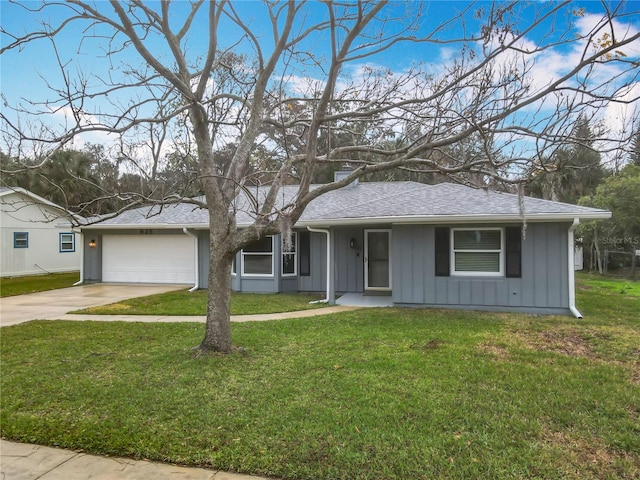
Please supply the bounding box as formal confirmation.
[1,275,638,479]
[74,290,326,316]
[0,271,80,297]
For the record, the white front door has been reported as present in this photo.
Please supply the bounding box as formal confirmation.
[364,229,391,290]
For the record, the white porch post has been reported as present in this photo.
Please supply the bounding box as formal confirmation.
[183,228,199,292]
[568,218,582,318]
[73,230,84,286]
[306,226,334,304]
[329,227,336,304]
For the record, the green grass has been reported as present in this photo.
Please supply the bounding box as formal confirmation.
[1,275,639,479]
[576,271,640,298]
[0,271,79,297]
[575,272,640,320]
[74,290,326,316]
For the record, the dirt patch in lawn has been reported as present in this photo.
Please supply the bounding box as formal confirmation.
[540,428,640,479]
[408,339,445,351]
[514,328,640,386]
[629,363,640,386]
[518,329,596,359]
[476,342,510,360]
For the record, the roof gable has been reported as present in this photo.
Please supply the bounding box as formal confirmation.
[0,187,83,226]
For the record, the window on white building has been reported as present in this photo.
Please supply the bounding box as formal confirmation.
[14,232,28,248]
[59,233,75,252]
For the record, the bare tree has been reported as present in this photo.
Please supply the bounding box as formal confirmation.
[2,1,639,353]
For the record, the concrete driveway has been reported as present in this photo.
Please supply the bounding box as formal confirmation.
[0,284,187,327]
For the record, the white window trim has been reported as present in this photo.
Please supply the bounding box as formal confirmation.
[241,235,274,277]
[450,227,504,277]
[231,256,237,276]
[281,232,298,277]
[59,232,75,253]
[14,232,29,248]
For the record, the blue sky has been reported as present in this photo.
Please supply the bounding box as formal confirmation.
[0,1,476,86]
[1,1,639,163]
[2,1,622,97]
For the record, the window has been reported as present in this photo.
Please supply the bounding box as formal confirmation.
[231,256,237,276]
[59,232,75,252]
[282,233,297,276]
[13,232,28,248]
[241,236,274,276]
[451,228,503,276]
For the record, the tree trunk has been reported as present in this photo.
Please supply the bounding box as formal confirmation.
[631,244,637,279]
[197,235,234,354]
[594,230,603,274]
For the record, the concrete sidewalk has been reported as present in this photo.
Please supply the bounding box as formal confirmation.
[1,284,360,327]
[0,439,268,480]
[52,305,359,323]
[0,284,187,327]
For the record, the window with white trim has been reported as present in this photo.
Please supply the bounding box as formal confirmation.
[241,236,274,276]
[14,232,29,248]
[282,233,297,276]
[451,228,503,276]
[59,232,75,252]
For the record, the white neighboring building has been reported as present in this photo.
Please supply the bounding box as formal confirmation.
[1,187,81,277]
[574,245,584,271]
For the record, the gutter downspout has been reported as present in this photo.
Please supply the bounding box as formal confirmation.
[183,228,199,292]
[307,226,331,304]
[73,229,84,286]
[568,218,582,318]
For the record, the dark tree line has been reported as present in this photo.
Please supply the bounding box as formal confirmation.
[1,144,206,215]
[526,115,607,204]
[524,116,640,278]
[558,121,640,277]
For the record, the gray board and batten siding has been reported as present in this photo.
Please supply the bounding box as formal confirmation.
[392,222,570,315]
[82,232,102,282]
[198,229,327,293]
[82,223,570,314]
[197,221,570,315]
[197,226,369,295]
[315,222,570,314]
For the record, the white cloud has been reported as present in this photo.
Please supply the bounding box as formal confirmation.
[47,106,116,147]
[596,81,640,166]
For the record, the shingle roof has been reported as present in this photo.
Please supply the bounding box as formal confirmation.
[83,181,610,229]
[299,182,609,222]
[86,201,209,227]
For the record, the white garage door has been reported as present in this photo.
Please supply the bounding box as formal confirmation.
[102,235,195,284]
